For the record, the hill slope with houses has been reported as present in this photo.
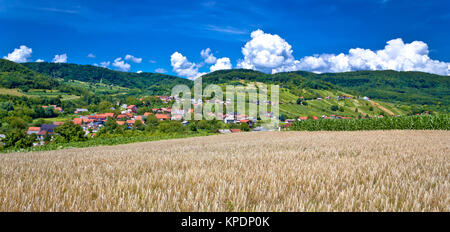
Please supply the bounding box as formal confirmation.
[0,60,447,151]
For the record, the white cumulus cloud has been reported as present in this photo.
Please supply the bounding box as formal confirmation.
[52,54,67,63]
[125,54,142,63]
[238,29,450,75]
[237,29,298,74]
[170,52,206,80]
[296,38,450,75]
[94,61,110,68]
[210,57,232,72]
[155,68,167,73]
[36,59,44,62]
[112,58,131,71]
[137,70,143,74]
[3,45,32,63]
[200,48,217,64]
[87,53,96,58]
[100,61,110,68]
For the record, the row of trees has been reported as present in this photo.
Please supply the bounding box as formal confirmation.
[1,121,87,150]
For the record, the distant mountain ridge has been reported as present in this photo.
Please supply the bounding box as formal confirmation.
[3,60,448,110]
[0,59,60,91]
[22,61,192,95]
[202,69,449,107]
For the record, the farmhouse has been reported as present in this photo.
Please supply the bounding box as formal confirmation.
[75,108,88,114]
[127,105,137,113]
[27,127,41,135]
[155,114,170,120]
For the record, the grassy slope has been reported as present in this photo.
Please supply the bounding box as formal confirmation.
[279,88,407,118]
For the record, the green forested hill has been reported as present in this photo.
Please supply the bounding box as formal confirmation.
[0,59,60,91]
[21,62,448,108]
[202,69,336,93]
[2,60,447,118]
[203,69,449,108]
[295,70,450,106]
[23,62,192,95]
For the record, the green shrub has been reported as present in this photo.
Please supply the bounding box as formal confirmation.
[2,129,36,149]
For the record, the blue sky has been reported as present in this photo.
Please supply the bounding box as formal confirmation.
[1,0,449,77]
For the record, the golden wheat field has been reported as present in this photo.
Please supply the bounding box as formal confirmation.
[0,130,449,212]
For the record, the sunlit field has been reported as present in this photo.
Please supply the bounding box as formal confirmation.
[0,130,448,212]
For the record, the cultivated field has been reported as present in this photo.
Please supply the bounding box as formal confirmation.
[0,130,448,212]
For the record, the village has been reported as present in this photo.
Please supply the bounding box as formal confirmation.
[25,95,383,145]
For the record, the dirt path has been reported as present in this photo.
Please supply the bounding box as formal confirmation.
[369,100,395,116]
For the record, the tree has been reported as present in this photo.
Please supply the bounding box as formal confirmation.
[126,96,141,106]
[0,101,14,111]
[97,101,114,113]
[8,117,27,129]
[240,122,250,131]
[158,121,186,133]
[98,118,126,136]
[330,105,339,111]
[44,132,52,144]
[145,114,160,130]
[280,114,286,122]
[54,121,87,142]
[43,106,58,118]
[141,96,164,108]
[134,120,145,131]
[2,129,36,149]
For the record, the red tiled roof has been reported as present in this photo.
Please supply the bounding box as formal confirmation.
[104,113,115,117]
[37,130,47,135]
[144,112,152,116]
[53,121,65,126]
[116,121,125,125]
[155,114,170,120]
[126,120,135,124]
[240,119,250,123]
[28,127,41,131]
[127,105,136,109]
[298,116,308,120]
[73,118,82,124]
[88,115,107,119]
[117,114,127,119]
[230,129,241,133]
